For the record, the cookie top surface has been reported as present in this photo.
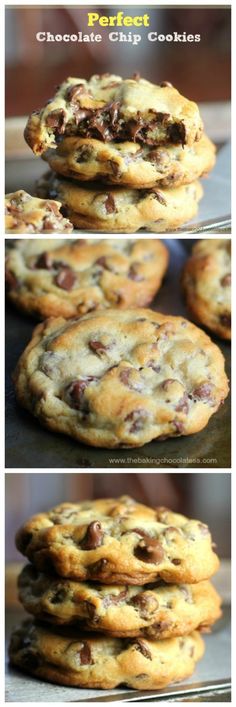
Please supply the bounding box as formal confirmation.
[5,190,73,234]
[44,133,215,189]
[24,74,203,156]
[36,172,203,233]
[15,496,220,584]
[18,565,222,639]
[9,619,205,689]
[13,308,228,449]
[182,239,231,340]
[5,238,169,319]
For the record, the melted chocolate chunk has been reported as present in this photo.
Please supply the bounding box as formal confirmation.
[35,252,53,269]
[133,639,152,660]
[125,409,149,433]
[172,419,184,433]
[66,84,87,102]
[191,383,213,401]
[128,264,144,281]
[220,312,231,328]
[151,189,167,206]
[66,377,96,410]
[160,81,173,88]
[50,588,68,604]
[81,521,104,550]
[134,536,164,564]
[221,273,231,287]
[55,267,77,291]
[175,393,189,414]
[5,269,18,290]
[79,642,92,665]
[168,121,186,146]
[129,592,159,618]
[105,193,115,214]
[103,589,128,607]
[89,340,111,355]
[46,109,66,134]
[89,558,108,576]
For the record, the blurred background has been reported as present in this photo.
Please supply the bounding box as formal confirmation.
[5,472,231,561]
[5,6,231,116]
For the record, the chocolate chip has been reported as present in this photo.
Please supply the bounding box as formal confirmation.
[55,267,77,291]
[35,252,53,269]
[76,145,93,162]
[81,521,104,550]
[89,558,108,576]
[125,409,149,433]
[129,592,159,619]
[50,588,68,604]
[66,84,86,102]
[128,264,144,281]
[133,639,152,660]
[79,642,92,665]
[191,383,213,400]
[94,256,112,270]
[147,620,171,636]
[151,189,167,206]
[66,377,97,410]
[172,419,184,433]
[22,652,41,670]
[103,589,128,607]
[105,193,115,213]
[46,109,66,133]
[162,378,176,391]
[5,269,18,290]
[220,312,231,328]
[134,537,164,564]
[89,340,111,355]
[132,72,141,81]
[160,81,173,88]
[168,121,186,145]
[172,558,181,565]
[221,273,231,287]
[175,393,189,414]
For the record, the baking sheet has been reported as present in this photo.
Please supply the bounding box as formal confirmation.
[5,606,231,703]
[5,238,231,469]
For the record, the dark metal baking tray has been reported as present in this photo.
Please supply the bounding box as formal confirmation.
[5,239,231,469]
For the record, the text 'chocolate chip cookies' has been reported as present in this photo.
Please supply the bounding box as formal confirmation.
[13,308,228,448]
[10,496,221,690]
[5,238,169,319]
[17,72,216,233]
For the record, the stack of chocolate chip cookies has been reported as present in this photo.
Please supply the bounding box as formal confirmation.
[9,496,222,691]
[23,73,216,233]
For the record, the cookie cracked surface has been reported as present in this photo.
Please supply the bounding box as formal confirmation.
[13,308,228,449]
[182,239,231,340]
[15,497,220,584]
[5,238,169,320]
[24,73,203,157]
[18,565,222,639]
[36,172,203,233]
[43,133,215,189]
[5,190,73,234]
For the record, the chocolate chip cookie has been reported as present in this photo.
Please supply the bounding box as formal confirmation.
[182,239,231,340]
[5,190,73,234]
[36,172,203,233]
[43,133,215,189]
[9,619,204,689]
[24,73,203,157]
[13,308,228,448]
[5,238,169,320]
[18,565,222,639]
[15,497,219,584]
